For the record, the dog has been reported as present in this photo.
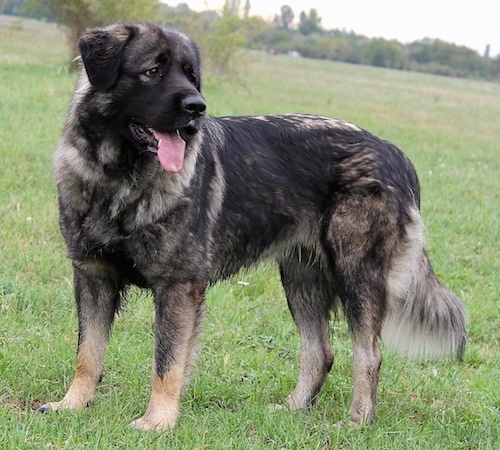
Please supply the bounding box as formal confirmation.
[38,22,467,431]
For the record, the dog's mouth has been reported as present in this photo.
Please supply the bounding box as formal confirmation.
[128,121,187,173]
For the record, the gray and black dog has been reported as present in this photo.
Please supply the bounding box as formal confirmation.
[38,22,467,431]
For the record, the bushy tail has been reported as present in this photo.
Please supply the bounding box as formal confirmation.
[382,249,467,360]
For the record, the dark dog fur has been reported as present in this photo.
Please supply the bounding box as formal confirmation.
[39,22,467,430]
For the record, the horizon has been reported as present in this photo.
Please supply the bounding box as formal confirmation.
[168,0,499,57]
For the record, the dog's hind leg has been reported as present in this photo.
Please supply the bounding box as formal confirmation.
[278,251,336,410]
[324,193,400,425]
[344,304,383,425]
[38,260,122,413]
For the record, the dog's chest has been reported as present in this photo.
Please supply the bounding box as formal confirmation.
[74,182,164,247]
[91,180,181,229]
[106,184,141,221]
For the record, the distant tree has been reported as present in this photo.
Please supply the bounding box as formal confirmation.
[240,15,270,45]
[362,38,403,68]
[224,0,240,16]
[275,5,294,30]
[3,0,45,17]
[492,55,500,79]
[405,38,493,78]
[298,8,321,35]
[484,44,490,59]
[27,0,158,58]
[261,27,292,51]
[205,14,247,80]
[243,0,250,19]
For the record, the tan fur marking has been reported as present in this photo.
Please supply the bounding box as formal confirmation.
[132,365,185,431]
[44,332,103,411]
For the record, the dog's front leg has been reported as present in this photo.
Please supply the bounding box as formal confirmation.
[39,260,121,413]
[132,281,206,431]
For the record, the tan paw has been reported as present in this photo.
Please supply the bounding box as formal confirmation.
[131,414,176,432]
[37,397,90,414]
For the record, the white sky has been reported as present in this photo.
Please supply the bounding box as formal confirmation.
[174,0,499,57]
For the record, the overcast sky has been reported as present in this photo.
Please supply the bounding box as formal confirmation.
[176,0,499,57]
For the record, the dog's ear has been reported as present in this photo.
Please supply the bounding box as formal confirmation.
[78,24,132,90]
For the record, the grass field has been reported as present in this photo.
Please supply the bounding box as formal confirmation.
[1,16,499,449]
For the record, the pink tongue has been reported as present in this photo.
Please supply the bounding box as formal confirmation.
[153,130,186,173]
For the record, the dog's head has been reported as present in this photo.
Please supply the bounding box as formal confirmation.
[77,22,206,172]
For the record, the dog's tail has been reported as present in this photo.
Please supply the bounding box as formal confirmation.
[381,211,467,360]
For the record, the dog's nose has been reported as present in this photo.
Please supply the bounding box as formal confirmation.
[181,95,206,118]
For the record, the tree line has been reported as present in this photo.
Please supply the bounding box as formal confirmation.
[266,6,498,81]
[164,2,500,81]
[2,0,499,81]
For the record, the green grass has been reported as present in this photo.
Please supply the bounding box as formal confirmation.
[1,16,499,448]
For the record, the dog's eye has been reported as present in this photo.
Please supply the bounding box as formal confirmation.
[144,68,161,78]
[183,63,197,84]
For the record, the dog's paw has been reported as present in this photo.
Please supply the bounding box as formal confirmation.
[36,403,55,414]
[268,403,288,412]
[36,397,92,414]
[131,415,176,432]
[36,401,73,413]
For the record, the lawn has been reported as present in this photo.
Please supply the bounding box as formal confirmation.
[0,16,499,449]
